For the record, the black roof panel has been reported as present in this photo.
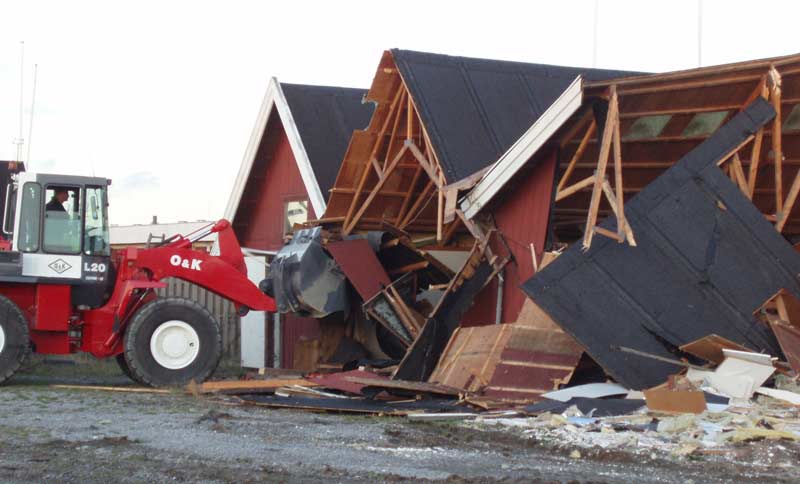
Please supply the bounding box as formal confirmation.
[281,83,374,197]
[522,99,798,389]
[391,49,640,181]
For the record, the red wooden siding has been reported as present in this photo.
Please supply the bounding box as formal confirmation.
[233,110,318,252]
[461,148,558,326]
[232,109,322,369]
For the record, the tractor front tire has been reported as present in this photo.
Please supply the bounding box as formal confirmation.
[123,297,222,387]
[115,353,146,385]
[0,295,30,385]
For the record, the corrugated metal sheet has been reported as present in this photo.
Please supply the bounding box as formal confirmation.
[391,49,639,182]
[522,99,800,389]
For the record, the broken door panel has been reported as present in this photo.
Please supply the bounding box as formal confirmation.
[327,238,391,301]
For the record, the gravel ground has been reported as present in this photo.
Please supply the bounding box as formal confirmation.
[1,360,799,483]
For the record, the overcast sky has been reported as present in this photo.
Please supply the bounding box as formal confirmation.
[1,0,798,226]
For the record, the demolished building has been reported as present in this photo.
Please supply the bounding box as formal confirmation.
[258,49,800,406]
[261,49,634,374]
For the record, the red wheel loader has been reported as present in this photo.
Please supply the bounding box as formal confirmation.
[0,162,276,386]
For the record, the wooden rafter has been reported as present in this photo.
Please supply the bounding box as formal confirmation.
[770,67,784,214]
[557,120,596,192]
[582,85,626,250]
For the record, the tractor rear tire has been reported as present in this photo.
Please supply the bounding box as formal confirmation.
[0,295,30,385]
[123,297,222,387]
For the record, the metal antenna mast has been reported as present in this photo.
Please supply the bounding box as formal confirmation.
[15,41,25,162]
[26,64,38,167]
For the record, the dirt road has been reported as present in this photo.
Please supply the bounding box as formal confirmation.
[1,363,798,483]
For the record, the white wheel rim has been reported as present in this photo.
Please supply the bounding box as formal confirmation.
[150,320,200,370]
[0,324,5,354]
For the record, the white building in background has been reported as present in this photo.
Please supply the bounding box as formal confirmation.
[109,218,217,251]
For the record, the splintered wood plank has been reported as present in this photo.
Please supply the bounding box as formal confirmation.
[679,334,752,365]
[771,67,783,215]
[556,175,596,202]
[51,385,170,394]
[193,379,319,394]
[611,99,627,240]
[343,376,463,396]
[748,128,764,198]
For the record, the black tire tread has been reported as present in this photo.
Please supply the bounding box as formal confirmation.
[0,295,30,385]
[123,297,221,387]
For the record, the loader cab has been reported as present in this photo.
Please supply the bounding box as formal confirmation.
[3,172,112,290]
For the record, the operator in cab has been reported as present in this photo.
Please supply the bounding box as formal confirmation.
[46,188,68,212]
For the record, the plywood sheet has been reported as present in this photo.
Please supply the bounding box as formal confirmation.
[680,334,752,365]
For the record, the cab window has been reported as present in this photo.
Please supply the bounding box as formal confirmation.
[43,186,82,254]
[84,186,110,256]
[18,182,41,252]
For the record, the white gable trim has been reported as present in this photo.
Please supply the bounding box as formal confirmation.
[272,82,327,217]
[223,77,326,222]
[460,76,584,220]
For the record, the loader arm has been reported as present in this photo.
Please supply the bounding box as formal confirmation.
[124,220,276,312]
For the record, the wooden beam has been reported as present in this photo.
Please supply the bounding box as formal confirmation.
[344,144,409,235]
[558,109,593,148]
[437,171,444,242]
[440,216,463,246]
[619,103,745,119]
[370,157,383,178]
[395,165,423,225]
[616,74,763,96]
[407,141,439,185]
[383,90,407,172]
[611,96,627,240]
[771,67,783,214]
[406,92,413,141]
[556,175,596,202]
[601,180,636,245]
[748,127,765,197]
[388,260,429,276]
[400,179,435,228]
[583,86,618,250]
[594,225,624,242]
[730,153,750,196]
[558,120,596,192]
[777,171,800,232]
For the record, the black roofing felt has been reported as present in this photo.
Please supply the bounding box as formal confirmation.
[522,99,800,390]
[391,49,639,182]
[281,83,374,197]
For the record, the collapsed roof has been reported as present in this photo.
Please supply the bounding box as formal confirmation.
[322,50,636,239]
[462,52,800,246]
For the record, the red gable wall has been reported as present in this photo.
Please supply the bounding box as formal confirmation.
[233,110,317,252]
[461,148,557,326]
